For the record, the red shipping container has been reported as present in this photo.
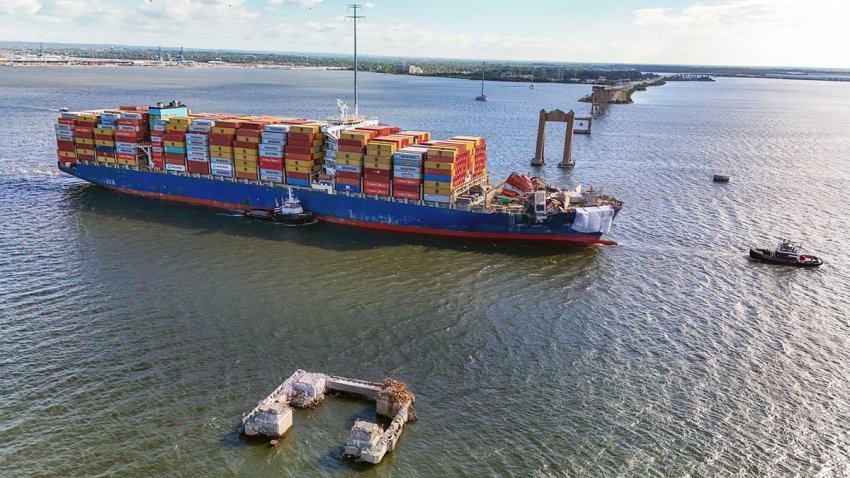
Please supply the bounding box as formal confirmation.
[208,137,233,147]
[288,132,315,142]
[96,151,114,158]
[233,140,258,149]
[208,132,235,141]
[215,120,241,129]
[393,177,420,187]
[73,126,94,136]
[338,144,366,153]
[238,122,267,131]
[286,171,309,180]
[59,158,76,166]
[116,153,135,160]
[164,131,186,141]
[117,118,144,126]
[75,120,97,128]
[57,140,75,152]
[393,189,421,200]
[114,131,144,142]
[259,157,283,169]
[151,152,164,160]
[287,138,315,148]
[284,152,311,161]
[286,146,311,155]
[165,154,185,164]
[364,187,389,197]
[336,176,360,186]
[392,182,420,193]
[187,162,210,175]
[235,128,261,137]
[364,170,390,181]
[58,117,75,125]
[94,134,114,141]
[363,179,390,189]
[235,171,258,181]
[336,171,361,180]
[425,168,451,176]
[338,138,367,147]
[77,154,95,161]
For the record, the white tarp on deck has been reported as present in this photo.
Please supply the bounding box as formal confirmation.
[571,205,615,234]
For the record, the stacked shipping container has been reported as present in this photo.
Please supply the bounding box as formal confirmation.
[56,104,491,205]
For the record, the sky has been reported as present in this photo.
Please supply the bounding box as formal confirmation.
[1,0,848,68]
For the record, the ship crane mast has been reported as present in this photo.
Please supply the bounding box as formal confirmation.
[346,4,365,117]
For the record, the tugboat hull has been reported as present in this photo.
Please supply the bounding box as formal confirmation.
[749,248,823,267]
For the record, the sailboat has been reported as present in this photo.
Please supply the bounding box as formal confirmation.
[529,64,535,89]
[475,61,488,101]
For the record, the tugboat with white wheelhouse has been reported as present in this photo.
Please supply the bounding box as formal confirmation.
[749,239,823,267]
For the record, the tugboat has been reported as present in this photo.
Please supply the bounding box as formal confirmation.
[749,239,823,267]
[244,188,317,225]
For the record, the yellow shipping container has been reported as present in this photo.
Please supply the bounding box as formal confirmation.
[166,123,190,132]
[337,151,363,161]
[97,156,117,164]
[75,137,94,145]
[95,139,116,147]
[170,117,193,125]
[234,147,258,155]
[364,154,392,165]
[285,159,313,169]
[424,160,455,171]
[76,148,94,156]
[428,147,459,158]
[212,127,237,135]
[164,140,186,148]
[366,142,397,153]
[209,145,233,153]
[213,152,234,159]
[58,151,76,158]
[364,161,391,171]
[287,165,312,174]
[451,135,483,146]
[235,165,257,173]
[234,153,258,162]
[76,114,99,122]
[290,124,322,134]
[336,157,363,167]
[94,127,114,135]
[424,185,454,196]
[341,131,371,140]
[236,136,262,144]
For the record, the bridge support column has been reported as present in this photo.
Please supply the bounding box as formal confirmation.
[531,109,576,167]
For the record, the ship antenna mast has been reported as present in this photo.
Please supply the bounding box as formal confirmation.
[346,4,365,116]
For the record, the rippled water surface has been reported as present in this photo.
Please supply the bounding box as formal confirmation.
[1,67,849,477]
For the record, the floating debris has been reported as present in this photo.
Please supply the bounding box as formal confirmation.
[242,370,416,464]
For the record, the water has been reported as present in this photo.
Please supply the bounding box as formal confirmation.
[1,67,849,477]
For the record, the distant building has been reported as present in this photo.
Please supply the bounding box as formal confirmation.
[395,64,423,75]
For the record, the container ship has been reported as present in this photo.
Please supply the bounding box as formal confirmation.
[55,101,622,245]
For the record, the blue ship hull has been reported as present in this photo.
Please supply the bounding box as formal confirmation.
[58,163,614,245]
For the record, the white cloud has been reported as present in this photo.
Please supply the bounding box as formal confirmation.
[1,0,41,15]
[268,0,322,6]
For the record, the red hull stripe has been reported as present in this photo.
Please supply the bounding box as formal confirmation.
[104,185,616,245]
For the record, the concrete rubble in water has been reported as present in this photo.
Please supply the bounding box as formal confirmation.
[241,370,416,464]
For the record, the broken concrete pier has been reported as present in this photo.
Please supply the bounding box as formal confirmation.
[242,370,416,464]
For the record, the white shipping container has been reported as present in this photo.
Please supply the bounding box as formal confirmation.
[264,125,290,133]
[261,131,287,141]
[185,133,209,141]
[394,171,422,180]
[54,124,73,132]
[210,157,233,165]
[165,163,187,172]
[120,112,144,120]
